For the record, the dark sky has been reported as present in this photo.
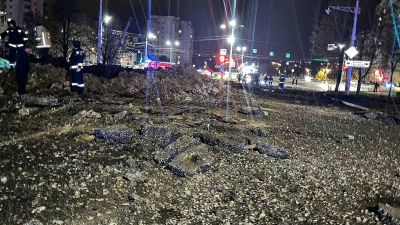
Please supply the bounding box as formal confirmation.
[80,0,328,61]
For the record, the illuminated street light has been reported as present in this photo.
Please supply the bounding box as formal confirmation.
[103,15,112,23]
[144,33,156,62]
[166,40,179,63]
[236,46,246,66]
[227,35,235,44]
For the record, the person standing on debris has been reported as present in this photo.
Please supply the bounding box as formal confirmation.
[279,74,285,91]
[15,46,32,95]
[263,74,268,85]
[237,73,242,83]
[1,20,27,66]
[295,75,298,85]
[69,40,85,94]
[268,74,273,87]
[374,81,380,92]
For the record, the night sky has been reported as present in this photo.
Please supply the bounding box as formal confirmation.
[80,0,329,61]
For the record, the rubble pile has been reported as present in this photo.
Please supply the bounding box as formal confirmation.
[0,63,399,224]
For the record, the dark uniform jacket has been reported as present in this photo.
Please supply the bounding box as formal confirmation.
[0,20,27,47]
[69,48,85,70]
[279,76,286,83]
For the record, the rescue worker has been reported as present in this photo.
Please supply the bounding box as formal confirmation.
[69,40,85,94]
[15,46,32,95]
[263,74,268,85]
[268,74,273,86]
[237,73,242,83]
[279,74,286,91]
[374,81,380,92]
[0,20,27,66]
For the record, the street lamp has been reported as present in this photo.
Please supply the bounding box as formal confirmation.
[103,15,112,23]
[166,40,179,63]
[236,46,246,66]
[144,33,156,62]
[96,0,112,65]
[221,20,244,80]
[326,0,360,95]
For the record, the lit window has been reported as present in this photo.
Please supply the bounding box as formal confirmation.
[179,30,181,33]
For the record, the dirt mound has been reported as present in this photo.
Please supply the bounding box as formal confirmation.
[0,64,221,106]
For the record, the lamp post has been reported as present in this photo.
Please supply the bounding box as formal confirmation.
[221,20,244,80]
[326,0,360,95]
[166,40,179,63]
[236,46,246,66]
[96,0,112,65]
[144,33,156,62]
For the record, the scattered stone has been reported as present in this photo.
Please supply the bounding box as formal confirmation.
[257,142,290,159]
[31,206,46,214]
[19,108,39,116]
[177,106,207,114]
[364,112,378,120]
[168,144,214,177]
[113,111,127,121]
[140,124,181,148]
[140,107,152,113]
[239,107,264,116]
[13,186,29,199]
[123,169,142,182]
[128,193,140,201]
[0,176,7,184]
[23,219,43,225]
[21,95,60,107]
[369,203,400,225]
[154,135,201,165]
[345,135,355,140]
[184,96,193,103]
[0,87,3,95]
[252,127,268,137]
[80,109,102,119]
[93,124,135,143]
[194,133,246,153]
[50,83,63,90]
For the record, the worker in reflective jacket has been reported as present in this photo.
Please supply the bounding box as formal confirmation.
[279,74,285,91]
[0,20,28,66]
[69,40,85,94]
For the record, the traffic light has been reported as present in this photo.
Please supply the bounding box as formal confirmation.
[218,55,225,63]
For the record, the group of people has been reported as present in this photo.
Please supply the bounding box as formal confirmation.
[0,19,85,95]
[237,73,289,92]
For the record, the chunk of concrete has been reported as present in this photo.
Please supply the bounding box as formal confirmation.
[154,136,201,165]
[167,144,214,177]
[239,107,264,116]
[194,133,246,153]
[257,142,289,159]
[93,124,135,143]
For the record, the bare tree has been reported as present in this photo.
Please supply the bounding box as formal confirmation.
[45,0,79,59]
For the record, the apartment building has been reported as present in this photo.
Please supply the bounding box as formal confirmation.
[1,0,43,26]
[149,15,194,64]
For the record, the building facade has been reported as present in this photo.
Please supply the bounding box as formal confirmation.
[149,15,194,64]
[1,0,43,26]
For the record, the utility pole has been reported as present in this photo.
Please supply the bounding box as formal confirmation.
[96,0,103,64]
[326,0,360,95]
